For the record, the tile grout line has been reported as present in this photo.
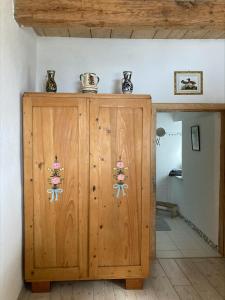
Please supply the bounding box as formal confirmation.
[161,216,220,257]
[180,215,219,251]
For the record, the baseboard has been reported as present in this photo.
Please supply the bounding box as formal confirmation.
[180,214,218,251]
[17,286,26,300]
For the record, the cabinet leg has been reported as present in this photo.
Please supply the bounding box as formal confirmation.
[31,282,51,293]
[125,278,144,290]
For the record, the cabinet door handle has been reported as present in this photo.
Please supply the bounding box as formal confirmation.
[93,185,96,192]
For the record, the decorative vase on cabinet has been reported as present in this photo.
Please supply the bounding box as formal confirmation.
[23,93,152,292]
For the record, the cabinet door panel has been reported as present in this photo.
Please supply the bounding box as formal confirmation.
[89,98,151,279]
[33,107,79,268]
[23,97,88,281]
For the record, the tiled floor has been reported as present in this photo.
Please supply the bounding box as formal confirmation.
[156,214,221,258]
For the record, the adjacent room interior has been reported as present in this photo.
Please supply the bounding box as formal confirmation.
[156,111,222,258]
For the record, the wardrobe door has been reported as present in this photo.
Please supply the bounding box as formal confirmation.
[23,95,89,282]
[89,96,151,279]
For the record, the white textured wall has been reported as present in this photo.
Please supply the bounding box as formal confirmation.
[170,112,220,244]
[0,1,37,300]
[36,38,225,102]
[156,113,182,203]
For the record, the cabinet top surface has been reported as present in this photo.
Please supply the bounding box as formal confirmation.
[23,92,151,99]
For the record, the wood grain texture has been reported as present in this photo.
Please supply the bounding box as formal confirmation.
[174,285,201,300]
[19,258,225,298]
[15,0,225,39]
[43,27,69,37]
[89,96,151,280]
[25,27,225,39]
[208,258,225,277]
[69,26,91,38]
[153,29,172,39]
[23,93,150,99]
[219,112,225,256]
[15,0,225,29]
[159,258,189,285]
[33,106,79,269]
[24,93,152,286]
[132,28,157,39]
[23,96,34,282]
[23,95,89,281]
[153,103,225,112]
[176,259,223,300]
[192,258,225,298]
[183,28,210,39]
[149,260,180,300]
[31,282,51,293]
[125,278,144,290]
[91,27,111,38]
[111,28,133,39]
[203,30,225,38]
[167,29,187,39]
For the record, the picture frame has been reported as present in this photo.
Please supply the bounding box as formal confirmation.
[191,125,200,151]
[174,71,203,95]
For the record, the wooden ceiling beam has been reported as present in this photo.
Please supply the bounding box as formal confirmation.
[15,0,225,38]
[175,0,199,9]
[15,0,225,30]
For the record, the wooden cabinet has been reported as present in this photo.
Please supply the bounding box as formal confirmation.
[23,93,152,291]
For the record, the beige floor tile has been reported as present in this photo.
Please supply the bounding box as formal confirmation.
[156,231,171,241]
[157,250,183,258]
[156,244,177,251]
[180,249,219,257]
[156,216,220,258]
[156,241,178,251]
[173,238,205,250]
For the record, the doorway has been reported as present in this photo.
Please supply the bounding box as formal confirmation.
[151,104,225,259]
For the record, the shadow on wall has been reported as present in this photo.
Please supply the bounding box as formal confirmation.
[157,177,170,203]
[113,79,122,93]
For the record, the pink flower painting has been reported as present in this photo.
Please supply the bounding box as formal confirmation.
[116,161,124,169]
[51,177,60,185]
[53,162,61,169]
[117,174,125,181]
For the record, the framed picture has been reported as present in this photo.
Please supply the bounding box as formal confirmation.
[174,71,203,95]
[191,125,200,151]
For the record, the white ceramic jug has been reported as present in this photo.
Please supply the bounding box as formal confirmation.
[80,73,100,93]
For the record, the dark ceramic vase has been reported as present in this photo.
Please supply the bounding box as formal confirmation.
[46,70,57,93]
[122,71,133,94]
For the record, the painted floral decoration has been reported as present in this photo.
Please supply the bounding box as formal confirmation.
[47,156,64,202]
[113,159,128,198]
